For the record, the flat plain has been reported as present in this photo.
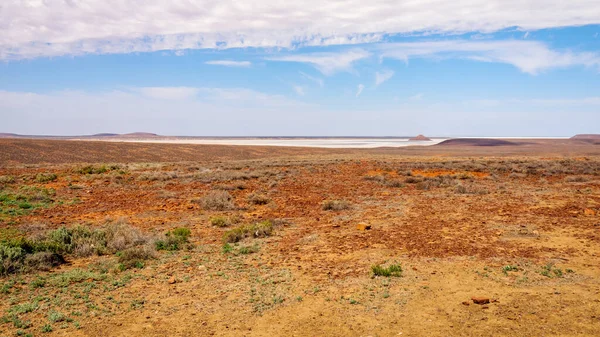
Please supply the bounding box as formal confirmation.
[1,138,600,336]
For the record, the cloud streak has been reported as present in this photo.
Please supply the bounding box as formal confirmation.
[266,49,370,75]
[3,1,600,60]
[205,60,251,67]
[378,40,600,74]
[375,70,395,86]
[356,84,365,97]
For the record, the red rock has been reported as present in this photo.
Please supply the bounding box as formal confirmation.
[356,223,371,231]
[168,277,176,284]
[471,297,490,305]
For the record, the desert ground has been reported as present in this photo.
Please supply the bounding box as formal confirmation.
[1,138,600,336]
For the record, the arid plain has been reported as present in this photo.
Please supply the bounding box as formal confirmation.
[1,138,600,336]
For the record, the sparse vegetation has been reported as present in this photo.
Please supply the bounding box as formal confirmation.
[371,264,403,277]
[321,199,351,211]
[247,192,270,205]
[196,190,236,210]
[35,173,57,183]
[222,220,274,243]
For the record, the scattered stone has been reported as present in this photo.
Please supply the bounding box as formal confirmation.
[332,224,341,228]
[357,223,371,231]
[462,301,470,306]
[471,297,490,305]
[481,305,489,309]
[584,209,596,216]
[168,277,176,284]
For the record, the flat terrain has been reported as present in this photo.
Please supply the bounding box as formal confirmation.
[0,139,599,336]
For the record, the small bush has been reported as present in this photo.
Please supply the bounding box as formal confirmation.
[24,252,65,271]
[155,227,192,251]
[35,173,57,183]
[210,216,231,227]
[118,245,156,269]
[222,220,273,243]
[75,165,110,175]
[371,264,403,277]
[197,191,235,211]
[247,192,270,205]
[321,200,351,211]
[0,175,15,184]
[0,244,27,275]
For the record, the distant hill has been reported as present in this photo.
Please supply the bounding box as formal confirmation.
[119,132,159,138]
[0,133,22,138]
[437,138,521,147]
[409,134,432,141]
[571,134,600,144]
[571,134,600,140]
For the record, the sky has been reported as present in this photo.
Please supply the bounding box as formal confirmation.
[0,1,599,137]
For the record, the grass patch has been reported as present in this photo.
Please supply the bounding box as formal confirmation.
[371,264,403,277]
[35,173,57,183]
[222,220,273,243]
[247,192,270,205]
[155,227,192,251]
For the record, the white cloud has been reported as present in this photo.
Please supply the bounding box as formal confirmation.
[293,86,305,96]
[378,40,600,74]
[205,60,251,67]
[375,69,395,86]
[299,71,324,87]
[4,1,599,60]
[134,87,200,100]
[266,49,370,75]
[356,84,365,97]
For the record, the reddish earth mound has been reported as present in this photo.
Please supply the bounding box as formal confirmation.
[571,134,600,140]
[571,134,600,144]
[409,134,432,141]
[437,138,521,146]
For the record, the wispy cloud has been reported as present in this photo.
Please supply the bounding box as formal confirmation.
[378,40,600,74]
[267,49,370,75]
[356,84,365,97]
[2,1,600,60]
[299,71,324,88]
[409,93,424,100]
[375,69,395,86]
[293,85,305,96]
[205,60,251,67]
[134,87,200,100]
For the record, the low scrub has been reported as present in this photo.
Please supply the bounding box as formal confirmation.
[222,220,273,243]
[35,173,57,183]
[321,200,351,211]
[247,192,270,205]
[196,191,236,211]
[155,227,192,251]
[0,221,188,275]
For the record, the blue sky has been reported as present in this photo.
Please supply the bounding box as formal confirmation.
[0,1,599,137]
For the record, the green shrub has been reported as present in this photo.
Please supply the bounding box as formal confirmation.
[0,175,15,184]
[155,227,192,251]
[210,216,231,227]
[0,243,26,275]
[117,245,155,269]
[35,173,57,183]
[371,264,403,277]
[222,220,273,243]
